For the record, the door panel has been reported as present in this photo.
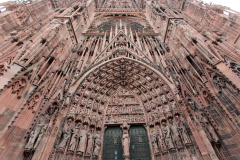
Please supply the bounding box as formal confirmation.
[102,127,123,160]
[129,126,151,160]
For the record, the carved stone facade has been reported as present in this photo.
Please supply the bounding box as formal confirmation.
[0,0,240,159]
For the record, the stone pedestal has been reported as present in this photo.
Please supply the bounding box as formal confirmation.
[123,155,130,160]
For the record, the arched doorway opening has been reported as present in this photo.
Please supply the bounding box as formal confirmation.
[51,57,186,160]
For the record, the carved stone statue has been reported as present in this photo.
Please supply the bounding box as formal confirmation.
[74,69,80,79]
[69,122,81,152]
[175,115,192,145]
[198,112,219,143]
[33,118,49,149]
[169,118,183,148]
[207,123,220,143]
[57,119,72,150]
[162,121,174,150]
[156,125,167,153]
[77,125,88,155]
[25,116,45,150]
[151,130,160,154]
[188,99,197,111]
[120,121,131,159]
[93,131,101,157]
[122,129,130,158]
[90,114,97,126]
[86,128,94,155]
[163,104,170,113]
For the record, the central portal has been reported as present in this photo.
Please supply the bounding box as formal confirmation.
[102,125,151,160]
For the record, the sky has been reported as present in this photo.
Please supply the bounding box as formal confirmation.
[0,0,240,12]
[203,0,240,12]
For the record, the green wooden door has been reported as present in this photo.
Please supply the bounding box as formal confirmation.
[102,126,123,160]
[129,126,151,160]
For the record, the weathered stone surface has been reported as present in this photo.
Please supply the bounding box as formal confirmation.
[0,0,240,159]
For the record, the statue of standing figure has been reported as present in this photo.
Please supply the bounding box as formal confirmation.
[93,131,101,157]
[69,121,81,152]
[77,125,88,155]
[207,122,220,143]
[188,99,197,111]
[86,128,94,155]
[151,130,160,154]
[33,118,50,149]
[122,129,130,158]
[156,125,167,153]
[175,115,192,145]
[57,119,72,150]
[198,111,219,143]
[25,116,45,150]
[162,121,175,150]
[169,118,183,148]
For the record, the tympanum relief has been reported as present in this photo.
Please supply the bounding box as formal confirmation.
[105,89,145,124]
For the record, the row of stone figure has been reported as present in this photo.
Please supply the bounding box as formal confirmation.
[150,115,193,154]
[150,114,220,154]
[57,119,101,157]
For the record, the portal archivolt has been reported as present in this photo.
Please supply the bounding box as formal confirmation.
[51,57,196,159]
[73,58,179,124]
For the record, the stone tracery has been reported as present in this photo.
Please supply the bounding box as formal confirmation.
[0,0,239,159]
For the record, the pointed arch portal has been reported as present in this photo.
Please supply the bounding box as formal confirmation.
[61,56,183,159]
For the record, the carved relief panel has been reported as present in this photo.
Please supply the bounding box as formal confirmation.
[105,89,146,124]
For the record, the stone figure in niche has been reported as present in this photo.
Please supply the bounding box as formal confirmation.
[207,122,220,143]
[151,130,160,154]
[196,111,211,141]
[47,104,57,116]
[122,103,128,113]
[197,111,219,143]
[25,116,45,150]
[77,125,88,155]
[75,95,80,103]
[161,95,167,104]
[162,121,174,150]
[156,125,167,153]
[86,128,94,155]
[163,104,170,113]
[122,129,130,157]
[93,131,101,157]
[171,101,176,110]
[169,118,183,148]
[74,69,80,79]
[26,104,57,151]
[188,99,198,111]
[33,118,49,149]
[70,103,77,112]
[79,107,85,116]
[90,114,97,126]
[97,115,103,126]
[147,112,153,123]
[57,119,72,150]
[146,104,151,112]
[69,122,81,152]
[175,115,191,145]
[153,110,159,120]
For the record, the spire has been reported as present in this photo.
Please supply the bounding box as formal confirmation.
[135,31,142,50]
[110,26,113,41]
[115,22,118,36]
[120,19,122,29]
[129,26,134,42]
[101,32,107,51]
[124,22,127,35]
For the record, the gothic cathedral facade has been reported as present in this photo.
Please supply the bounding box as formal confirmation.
[0,0,240,159]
